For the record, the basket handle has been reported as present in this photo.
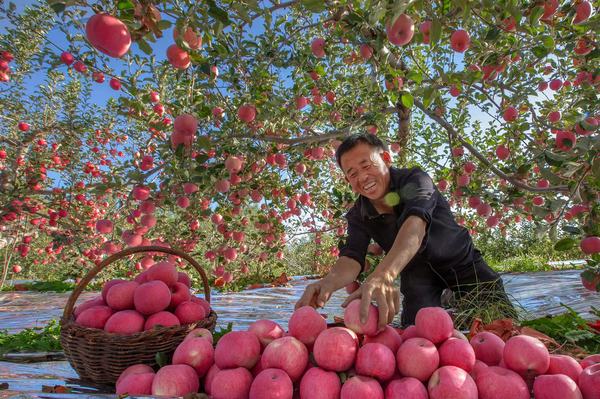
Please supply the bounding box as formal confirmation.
[62,245,211,321]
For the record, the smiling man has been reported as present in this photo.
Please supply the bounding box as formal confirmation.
[295,132,515,332]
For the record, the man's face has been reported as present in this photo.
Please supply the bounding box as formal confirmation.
[339,142,392,202]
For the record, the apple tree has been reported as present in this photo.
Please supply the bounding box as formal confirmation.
[0,0,598,289]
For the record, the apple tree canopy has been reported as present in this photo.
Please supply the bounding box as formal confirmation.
[0,0,598,283]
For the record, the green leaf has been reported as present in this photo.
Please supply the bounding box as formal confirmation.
[197,136,211,149]
[544,151,565,167]
[301,0,326,13]
[137,39,153,55]
[156,20,172,30]
[532,46,550,58]
[401,93,414,108]
[485,27,501,41]
[117,0,134,11]
[213,322,234,344]
[198,62,212,76]
[207,0,231,26]
[554,237,577,251]
[592,157,600,181]
[541,35,555,50]
[423,86,435,108]
[406,70,422,84]
[529,6,545,25]
[442,0,451,14]
[562,225,582,235]
[155,351,169,368]
[46,0,65,13]
[430,20,442,46]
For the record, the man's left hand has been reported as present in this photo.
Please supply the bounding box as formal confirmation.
[341,272,400,333]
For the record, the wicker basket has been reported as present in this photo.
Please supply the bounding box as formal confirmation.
[60,245,217,385]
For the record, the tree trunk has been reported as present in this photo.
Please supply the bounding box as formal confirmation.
[395,102,412,165]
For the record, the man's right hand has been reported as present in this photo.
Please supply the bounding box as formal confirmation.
[295,279,335,309]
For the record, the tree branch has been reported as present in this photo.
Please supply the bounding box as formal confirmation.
[413,98,569,193]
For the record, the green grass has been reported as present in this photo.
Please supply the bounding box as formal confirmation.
[0,319,62,354]
[489,255,584,273]
[448,280,522,330]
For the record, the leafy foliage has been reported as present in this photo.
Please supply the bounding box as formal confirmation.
[0,319,61,354]
[521,305,600,354]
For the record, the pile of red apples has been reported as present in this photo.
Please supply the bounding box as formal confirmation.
[74,260,210,333]
[111,301,599,398]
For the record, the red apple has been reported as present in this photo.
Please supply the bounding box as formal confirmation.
[386,14,414,46]
[134,280,171,315]
[474,366,529,399]
[546,354,583,382]
[340,375,383,399]
[106,281,139,310]
[151,364,199,397]
[503,335,550,379]
[75,305,113,329]
[215,331,261,369]
[311,38,326,57]
[343,298,378,336]
[355,343,395,381]
[174,300,206,324]
[172,336,214,377]
[533,374,582,399]
[428,365,478,399]
[579,363,600,399]
[116,372,155,396]
[248,319,285,349]
[362,325,403,353]
[288,306,327,348]
[166,44,190,69]
[580,236,600,254]
[470,331,505,366]
[439,337,476,372]
[86,14,131,58]
[299,367,341,399]
[173,27,202,49]
[503,106,518,122]
[313,327,358,372]
[249,368,293,399]
[238,104,256,123]
[496,144,510,160]
[210,367,253,399]
[573,1,592,24]
[396,337,439,381]
[450,29,470,52]
[261,336,308,382]
[104,310,144,334]
[385,377,428,398]
[144,311,180,330]
[415,306,453,344]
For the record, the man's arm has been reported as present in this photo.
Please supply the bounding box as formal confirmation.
[371,215,426,282]
[342,215,427,330]
[295,256,362,309]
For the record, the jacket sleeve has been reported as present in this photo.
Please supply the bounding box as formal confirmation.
[396,168,437,253]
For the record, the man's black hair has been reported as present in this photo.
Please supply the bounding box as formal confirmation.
[335,132,389,168]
